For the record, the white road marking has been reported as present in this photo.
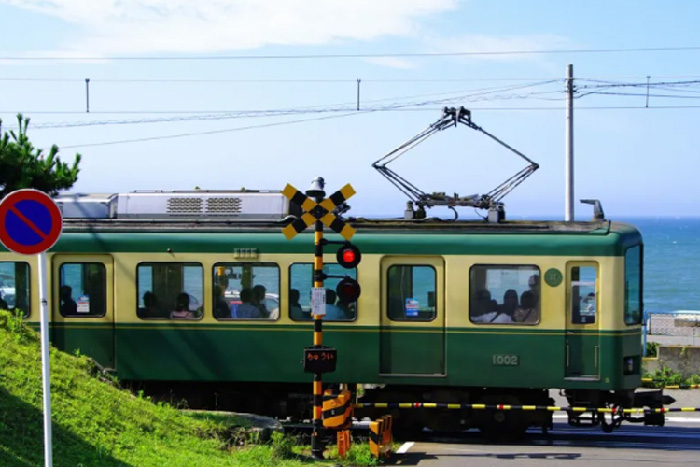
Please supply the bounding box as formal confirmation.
[666,416,700,423]
[396,441,414,454]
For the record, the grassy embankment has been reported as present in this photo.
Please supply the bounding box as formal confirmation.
[0,311,378,466]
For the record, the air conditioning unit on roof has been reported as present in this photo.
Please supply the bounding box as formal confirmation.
[115,190,289,220]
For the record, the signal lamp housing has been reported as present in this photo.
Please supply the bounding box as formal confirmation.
[336,243,361,269]
[336,277,361,304]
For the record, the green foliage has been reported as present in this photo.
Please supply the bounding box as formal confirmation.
[270,431,296,460]
[334,443,381,466]
[646,341,659,357]
[643,366,700,388]
[0,114,81,198]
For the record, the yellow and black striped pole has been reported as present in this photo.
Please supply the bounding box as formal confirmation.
[280,178,357,460]
[311,180,326,460]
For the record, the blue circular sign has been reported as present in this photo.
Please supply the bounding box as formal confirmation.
[0,189,63,255]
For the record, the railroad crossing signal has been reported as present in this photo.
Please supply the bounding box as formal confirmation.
[282,178,360,461]
[281,183,356,241]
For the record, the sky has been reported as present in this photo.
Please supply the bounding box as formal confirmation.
[1,0,699,220]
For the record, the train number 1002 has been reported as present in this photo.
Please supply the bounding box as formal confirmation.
[492,354,519,366]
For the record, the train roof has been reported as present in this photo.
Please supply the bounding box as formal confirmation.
[52,190,639,236]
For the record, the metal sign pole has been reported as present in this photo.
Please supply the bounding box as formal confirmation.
[38,251,53,467]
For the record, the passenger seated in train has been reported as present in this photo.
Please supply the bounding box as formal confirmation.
[289,288,305,319]
[252,285,270,318]
[213,285,231,319]
[171,292,194,319]
[60,285,78,315]
[324,289,346,320]
[513,290,538,323]
[139,291,161,318]
[470,289,498,322]
[500,289,519,315]
[483,289,519,323]
[235,288,261,319]
[528,274,540,305]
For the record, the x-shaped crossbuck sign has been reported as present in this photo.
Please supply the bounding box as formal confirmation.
[281,183,356,241]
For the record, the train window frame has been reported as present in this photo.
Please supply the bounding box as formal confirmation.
[569,264,598,325]
[469,264,541,325]
[0,261,31,318]
[58,262,107,318]
[212,262,280,321]
[288,263,358,322]
[136,262,204,320]
[386,264,437,322]
[624,246,643,326]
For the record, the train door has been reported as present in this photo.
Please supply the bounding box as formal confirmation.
[52,255,115,370]
[379,256,445,376]
[565,262,599,379]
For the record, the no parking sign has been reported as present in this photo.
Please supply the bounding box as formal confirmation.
[0,189,62,255]
[0,189,61,467]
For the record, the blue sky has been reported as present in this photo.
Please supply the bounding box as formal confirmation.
[1,0,699,219]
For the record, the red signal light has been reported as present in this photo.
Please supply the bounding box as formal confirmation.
[336,277,361,304]
[336,243,361,269]
[342,249,356,264]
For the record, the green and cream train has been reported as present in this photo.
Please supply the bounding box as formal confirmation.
[0,190,662,435]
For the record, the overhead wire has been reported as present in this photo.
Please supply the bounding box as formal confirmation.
[2,45,700,61]
[4,77,700,147]
[4,80,564,129]
[60,109,375,149]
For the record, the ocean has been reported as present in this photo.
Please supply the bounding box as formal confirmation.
[632,218,700,313]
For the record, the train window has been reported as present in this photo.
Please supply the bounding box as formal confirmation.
[469,265,540,325]
[214,263,280,320]
[570,265,597,325]
[59,263,106,318]
[387,265,436,322]
[289,263,357,321]
[0,261,30,318]
[625,246,642,325]
[137,263,203,320]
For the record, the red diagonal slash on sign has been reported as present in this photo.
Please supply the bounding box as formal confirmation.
[9,205,49,239]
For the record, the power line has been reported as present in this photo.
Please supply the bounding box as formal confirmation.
[61,110,371,149]
[2,80,564,128]
[58,104,700,148]
[3,46,700,61]
[581,91,700,99]
[5,75,700,83]
[0,77,558,83]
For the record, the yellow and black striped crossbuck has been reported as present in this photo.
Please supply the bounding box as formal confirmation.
[281,183,356,241]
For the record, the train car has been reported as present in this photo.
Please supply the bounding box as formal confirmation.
[0,189,662,436]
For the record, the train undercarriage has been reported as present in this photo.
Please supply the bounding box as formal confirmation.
[125,380,673,439]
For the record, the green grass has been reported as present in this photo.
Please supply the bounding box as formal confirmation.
[643,366,700,388]
[0,311,380,466]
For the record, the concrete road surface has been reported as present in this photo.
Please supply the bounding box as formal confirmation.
[393,420,700,466]
[387,389,700,466]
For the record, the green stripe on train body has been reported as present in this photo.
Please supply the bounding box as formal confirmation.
[45,323,641,391]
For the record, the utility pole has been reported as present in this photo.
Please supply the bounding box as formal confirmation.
[565,64,574,221]
[85,78,90,113]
